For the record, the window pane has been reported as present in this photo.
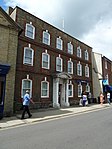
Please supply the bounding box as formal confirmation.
[43,31,50,45]
[22,79,32,97]
[43,54,48,61]
[41,81,49,97]
[57,38,62,50]
[24,48,33,65]
[68,62,72,73]
[57,59,61,65]
[56,58,62,71]
[26,25,34,38]
[68,84,72,96]
[42,54,49,68]
[68,43,73,54]
[42,90,47,96]
[23,80,30,88]
[42,82,47,89]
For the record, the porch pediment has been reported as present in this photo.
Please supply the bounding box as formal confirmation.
[53,72,72,79]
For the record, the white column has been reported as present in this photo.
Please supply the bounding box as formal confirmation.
[61,83,65,106]
[53,79,60,108]
[65,81,70,107]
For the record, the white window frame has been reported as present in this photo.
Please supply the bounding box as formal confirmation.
[43,30,50,45]
[85,64,89,77]
[105,60,107,69]
[77,46,82,58]
[68,42,73,54]
[85,50,89,60]
[77,62,82,76]
[42,53,50,69]
[56,57,63,72]
[68,60,73,74]
[86,83,90,92]
[68,84,73,97]
[41,81,49,98]
[23,47,34,66]
[56,37,63,50]
[25,23,35,39]
[21,79,32,98]
[78,83,82,97]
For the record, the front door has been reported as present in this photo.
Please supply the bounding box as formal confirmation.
[58,84,62,106]
[0,76,5,119]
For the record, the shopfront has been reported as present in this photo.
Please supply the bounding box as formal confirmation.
[0,64,10,119]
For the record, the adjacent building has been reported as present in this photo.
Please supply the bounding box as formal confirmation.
[92,52,112,102]
[0,7,21,117]
[92,52,103,100]
[102,56,112,85]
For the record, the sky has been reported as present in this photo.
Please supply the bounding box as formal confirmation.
[1,0,112,60]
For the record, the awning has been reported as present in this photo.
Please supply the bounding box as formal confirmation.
[0,64,10,75]
[103,85,112,92]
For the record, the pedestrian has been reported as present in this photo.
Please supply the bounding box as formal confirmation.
[107,92,111,105]
[21,90,34,119]
[87,92,91,104]
[82,91,87,106]
[100,91,104,105]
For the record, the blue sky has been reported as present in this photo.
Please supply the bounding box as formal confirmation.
[0,0,6,10]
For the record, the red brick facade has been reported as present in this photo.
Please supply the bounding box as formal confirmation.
[9,6,93,110]
[102,56,112,85]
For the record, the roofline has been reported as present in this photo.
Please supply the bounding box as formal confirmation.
[13,6,92,49]
[0,6,22,34]
[102,56,112,62]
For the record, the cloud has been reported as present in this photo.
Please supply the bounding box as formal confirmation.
[82,19,112,59]
[4,0,112,59]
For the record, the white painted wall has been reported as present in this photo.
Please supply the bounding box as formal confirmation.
[92,52,103,100]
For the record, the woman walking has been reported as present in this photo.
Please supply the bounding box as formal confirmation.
[100,91,104,105]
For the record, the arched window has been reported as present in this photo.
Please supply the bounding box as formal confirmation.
[85,64,89,77]
[77,62,82,76]
[86,83,90,92]
[23,47,34,66]
[68,60,73,74]
[43,30,50,45]
[25,23,35,39]
[78,83,82,97]
[77,46,82,58]
[68,83,73,97]
[42,52,50,69]
[56,37,63,50]
[22,79,32,98]
[41,81,49,97]
[68,42,73,54]
[85,50,89,60]
[56,56,63,72]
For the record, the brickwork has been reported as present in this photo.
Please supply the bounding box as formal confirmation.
[12,6,92,110]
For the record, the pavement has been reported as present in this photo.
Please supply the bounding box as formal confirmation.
[0,103,111,129]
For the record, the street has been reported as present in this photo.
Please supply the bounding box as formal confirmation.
[0,107,112,149]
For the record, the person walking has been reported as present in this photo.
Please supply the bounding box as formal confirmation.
[21,90,34,119]
[107,92,111,105]
[100,91,104,105]
[82,91,87,106]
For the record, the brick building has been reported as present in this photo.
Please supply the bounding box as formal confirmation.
[0,7,21,118]
[7,6,93,111]
[102,56,112,100]
[92,53,112,103]
[102,56,112,85]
